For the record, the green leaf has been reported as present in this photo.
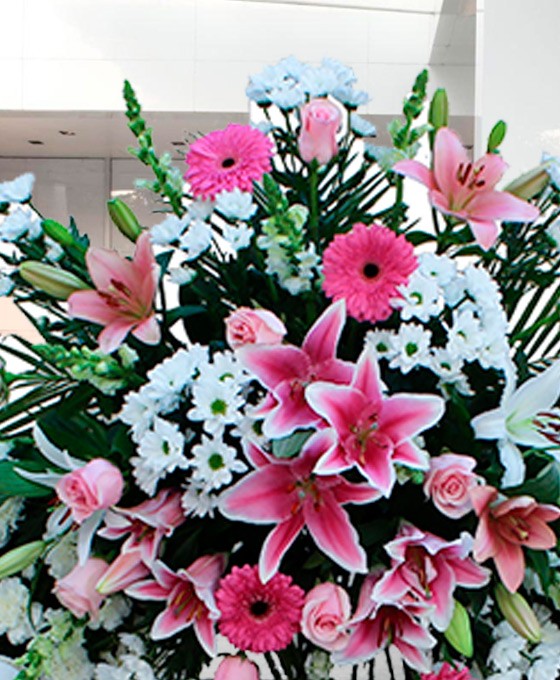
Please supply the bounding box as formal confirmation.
[406,231,437,246]
[271,429,314,459]
[165,305,205,327]
[0,461,52,497]
[508,461,560,504]
[488,120,507,153]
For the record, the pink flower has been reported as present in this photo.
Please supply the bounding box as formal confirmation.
[220,430,379,582]
[126,554,225,655]
[215,564,304,653]
[298,98,342,165]
[225,307,286,349]
[53,557,109,619]
[237,300,353,439]
[334,574,435,672]
[394,127,539,250]
[372,524,489,631]
[185,125,273,200]
[424,454,479,519]
[321,223,417,324]
[98,488,185,565]
[95,550,150,595]
[306,347,444,496]
[301,582,351,652]
[421,662,474,680]
[56,458,124,525]
[68,232,160,354]
[470,485,560,592]
[215,657,260,680]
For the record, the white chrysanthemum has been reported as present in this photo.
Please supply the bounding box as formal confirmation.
[396,271,441,322]
[350,113,376,138]
[529,656,560,680]
[146,347,206,413]
[150,214,188,245]
[187,199,213,222]
[486,671,523,680]
[442,275,467,307]
[215,188,257,221]
[0,207,37,241]
[448,309,483,361]
[222,222,254,252]
[269,83,306,110]
[429,347,472,395]
[332,85,369,108]
[191,436,247,491]
[487,633,527,673]
[389,324,432,374]
[0,273,14,297]
[168,266,197,285]
[418,252,457,287]
[199,351,247,387]
[189,379,245,435]
[0,173,35,203]
[179,218,212,260]
[464,265,501,308]
[119,388,158,443]
[0,578,39,645]
[364,329,397,361]
[132,418,189,496]
[299,65,339,97]
[181,483,219,518]
[89,595,131,632]
[45,531,78,579]
[0,497,24,549]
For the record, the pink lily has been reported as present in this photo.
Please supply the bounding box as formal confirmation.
[237,300,353,438]
[68,231,160,353]
[470,485,560,592]
[305,347,444,496]
[125,554,225,654]
[372,524,489,631]
[98,489,185,566]
[220,429,380,582]
[334,573,435,672]
[96,548,150,595]
[394,128,539,250]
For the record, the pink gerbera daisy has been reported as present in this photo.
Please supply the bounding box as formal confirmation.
[215,564,304,653]
[321,222,417,324]
[185,125,273,200]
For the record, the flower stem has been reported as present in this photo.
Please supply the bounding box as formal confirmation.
[264,651,284,680]
[309,160,320,247]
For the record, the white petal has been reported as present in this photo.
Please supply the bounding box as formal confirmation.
[498,439,526,487]
[472,407,507,440]
[77,510,104,565]
[14,467,60,488]
[506,360,560,421]
[33,425,83,471]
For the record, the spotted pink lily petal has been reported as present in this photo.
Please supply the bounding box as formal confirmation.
[307,347,444,496]
[220,429,380,582]
[69,232,160,353]
[237,300,353,438]
[394,127,539,250]
[126,554,225,655]
[96,549,150,595]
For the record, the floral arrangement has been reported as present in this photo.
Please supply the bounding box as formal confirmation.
[0,56,559,680]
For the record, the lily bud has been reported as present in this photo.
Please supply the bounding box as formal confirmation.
[444,600,473,657]
[41,219,76,247]
[504,163,551,200]
[19,262,90,300]
[487,120,507,153]
[429,89,449,141]
[107,198,143,242]
[0,540,46,580]
[495,583,542,643]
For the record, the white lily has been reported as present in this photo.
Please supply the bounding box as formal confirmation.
[472,360,560,487]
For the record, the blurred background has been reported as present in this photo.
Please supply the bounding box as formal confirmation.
[0,0,556,335]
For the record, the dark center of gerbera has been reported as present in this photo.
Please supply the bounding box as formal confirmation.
[221,157,236,168]
[250,600,270,617]
[363,263,380,279]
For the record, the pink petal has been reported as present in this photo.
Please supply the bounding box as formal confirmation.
[468,218,500,251]
[152,560,180,590]
[151,605,192,640]
[372,569,410,603]
[427,560,455,631]
[302,300,346,364]
[352,348,384,404]
[470,485,497,517]
[392,439,429,469]
[429,189,454,215]
[314,442,351,475]
[393,160,437,191]
[332,478,381,505]
[433,128,471,201]
[446,554,490,588]
[494,540,525,592]
[132,314,161,345]
[304,490,368,573]
[125,579,169,601]
[194,610,216,657]
[243,441,273,468]
[468,190,540,223]
[237,345,309,390]
[219,466,295,523]
[334,619,382,664]
[360,438,396,496]
[184,554,225,593]
[86,246,137,292]
[265,380,321,438]
[68,290,119,325]
[259,514,305,583]
[473,516,498,563]
[477,153,508,189]
[380,394,444,444]
[306,383,368,437]
[524,519,558,550]
[98,319,137,354]
[395,640,431,673]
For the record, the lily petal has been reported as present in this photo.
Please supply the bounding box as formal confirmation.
[302,299,346,364]
[259,514,305,584]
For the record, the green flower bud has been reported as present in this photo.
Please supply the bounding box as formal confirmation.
[107,198,143,242]
[19,262,89,300]
[495,583,542,643]
[444,600,473,657]
[487,120,507,153]
[504,163,550,200]
[429,88,449,131]
[41,220,75,247]
[0,540,46,580]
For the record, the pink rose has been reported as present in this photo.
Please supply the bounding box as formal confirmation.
[225,307,286,349]
[298,99,341,165]
[215,656,259,680]
[53,557,109,618]
[421,662,473,679]
[301,582,351,651]
[424,454,478,519]
[56,458,124,524]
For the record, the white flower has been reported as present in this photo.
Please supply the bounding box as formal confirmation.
[332,86,370,108]
[472,360,560,487]
[45,237,64,262]
[487,633,527,672]
[486,671,523,680]
[181,483,219,518]
[222,222,254,252]
[299,65,339,97]
[146,347,205,413]
[119,388,158,443]
[448,309,482,361]
[89,595,131,632]
[0,497,24,549]
[464,265,501,308]
[0,207,35,241]
[418,252,457,287]
[350,113,376,138]
[150,214,188,245]
[189,378,244,435]
[529,656,560,680]
[191,436,247,490]
[168,266,196,285]
[179,219,212,260]
[0,173,34,203]
[269,84,306,110]
[389,324,432,374]
[0,578,39,644]
[442,276,466,307]
[200,351,247,386]
[215,188,257,221]
[132,418,189,496]
[364,330,397,361]
[50,633,95,680]
[546,219,560,249]
[45,531,78,579]
[396,271,441,322]
[187,199,213,222]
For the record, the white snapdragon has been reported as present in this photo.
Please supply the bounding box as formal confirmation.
[191,436,247,491]
[187,199,213,222]
[0,497,24,549]
[215,188,257,221]
[44,530,78,579]
[0,273,13,296]
[0,578,40,645]
[89,596,131,632]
